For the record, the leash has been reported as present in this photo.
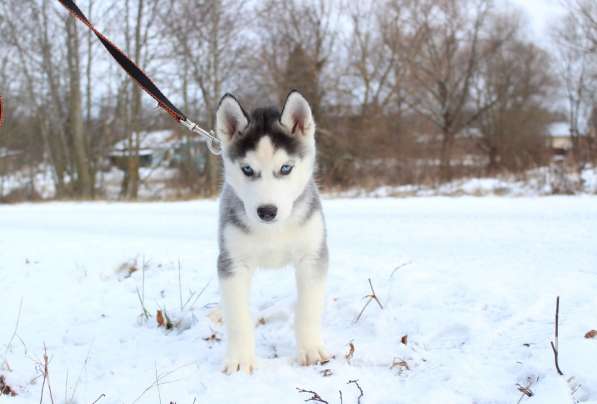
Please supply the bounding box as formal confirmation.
[56,0,222,155]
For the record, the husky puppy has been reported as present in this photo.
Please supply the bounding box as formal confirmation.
[215,90,329,374]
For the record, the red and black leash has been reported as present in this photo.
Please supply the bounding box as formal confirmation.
[56,0,222,154]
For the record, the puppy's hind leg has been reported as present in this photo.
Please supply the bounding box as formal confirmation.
[294,247,329,366]
[218,259,256,374]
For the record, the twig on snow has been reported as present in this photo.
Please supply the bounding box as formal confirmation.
[516,377,538,404]
[390,261,413,279]
[69,341,94,403]
[296,387,328,403]
[183,280,212,311]
[390,358,410,372]
[91,393,106,404]
[354,279,384,323]
[3,298,23,358]
[38,344,55,404]
[549,296,564,376]
[569,376,583,397]
[178,260,183,311]
[516,384,534,399]
[136,287,150,320]
[64,371,68,404]
[347,379,364,404]
[131,362,195,404]
[155,362,162,404]
[141,256,149,310]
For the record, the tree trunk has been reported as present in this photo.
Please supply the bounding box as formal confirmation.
[126,0,144,200]
[67,15,93,198]
[439,128,454,182]
[486,145,499,176]
[204,0,222,196]
[204,106,220,196]
[40,0,72,196]
[86,0,94,125]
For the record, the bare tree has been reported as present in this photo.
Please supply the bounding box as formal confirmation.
[0,0,108,198]
[554,2,597,167]
[329,1,413,186]
[397,0,512,181]
[474,34,555,174]
[251,0,340,182]
[564,0,597,52]
[346,2,403,118]
[1,0,593,200]
[161,0,248,195]
[252,0,339,111]
[96,0,161,199]
[1,1,69,196]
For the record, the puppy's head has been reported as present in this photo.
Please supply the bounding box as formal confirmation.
[216,90,316,226]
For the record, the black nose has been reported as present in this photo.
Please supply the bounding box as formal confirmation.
[257,205,278,222]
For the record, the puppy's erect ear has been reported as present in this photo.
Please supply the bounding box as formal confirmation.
[280,90,315,138]
[216,94,249,144]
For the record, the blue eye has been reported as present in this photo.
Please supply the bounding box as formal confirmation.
[280,164,293,175]
[241,165,254,177]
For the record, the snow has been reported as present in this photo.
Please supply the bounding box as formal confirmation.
[506,0,566,48]
[0,166,57,200]
[109,130,207,156]
[98,166,182,200]
[3,164,597,201]
[547,122,571,138]
[1,166,183,201]
[334,166,597,198]
[0,148,22,159]
[1,197,597,404]
[111,130,179,152]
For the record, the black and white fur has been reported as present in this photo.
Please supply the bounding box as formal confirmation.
[216,91,329,374]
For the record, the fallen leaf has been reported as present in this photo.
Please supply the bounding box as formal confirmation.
[516,384,534,397]
[585,330,597,339]
[320,369,333,377]
[156,310,165,327]
[0,375,17,397]
[203,333,222,343]
[345,341,355,363]
[116,259,138,278]
[390,358,410,371]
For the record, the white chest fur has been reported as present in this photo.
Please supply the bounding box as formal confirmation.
[223,212,325,269]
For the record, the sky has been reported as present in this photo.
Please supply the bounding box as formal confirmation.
[505,0,567,45]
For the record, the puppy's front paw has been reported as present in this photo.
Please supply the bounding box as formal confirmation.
[297,344,329,366]
[223,349,256,375]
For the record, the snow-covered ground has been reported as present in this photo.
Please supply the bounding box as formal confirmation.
[336,166,597,198]
[1,197,596,403]
[3,164,597,201]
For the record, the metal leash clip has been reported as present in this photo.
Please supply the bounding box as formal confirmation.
[181,119,223,155]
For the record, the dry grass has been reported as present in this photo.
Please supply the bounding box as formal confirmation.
[0,375,17,397]
[353,279,384,323]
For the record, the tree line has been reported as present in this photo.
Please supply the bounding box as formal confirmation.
[0,0,596,200]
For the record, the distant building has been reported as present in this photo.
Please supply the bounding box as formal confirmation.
[0,147,21,160]
[0,147,23,171]
[547,122,574,156]
[108,130,207,172]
